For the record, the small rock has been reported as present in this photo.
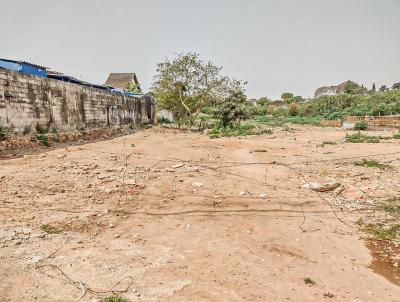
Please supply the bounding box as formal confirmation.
[259,193,268,199]
[114,234,120,238]
[302,178,340,192]
[239,190,248,196]
[124,179,136,185]
[192,182,203,188]
[109,224,114,228]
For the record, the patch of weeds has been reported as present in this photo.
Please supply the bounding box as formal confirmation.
[353,120,368,130]
[354,159,391,170]
[209,124,272,138]
[304,277,316,286]
[363,223,400,240]
[41,224,61,234]
[323,292,335,298]
[345,132,380,143]
[380,201,400,218]
[319,141,337,147]
[101,296,129,302]
[393,133,400,139]
[35,123,48,134]
[37,134,50,147]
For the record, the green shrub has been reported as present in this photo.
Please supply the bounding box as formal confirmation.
[393,133,400,139]
[345,132,380,143]
[37,134,50,146]
[354,120,368,130]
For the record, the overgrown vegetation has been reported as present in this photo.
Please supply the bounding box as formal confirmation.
[152,55,400,136]
[354,159,392,170]
[363,223,400,240]
[345,132,380,143]
[393,133,400,139]
[209,123,272,138]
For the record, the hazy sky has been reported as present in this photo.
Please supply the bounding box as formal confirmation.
[1,0,399,99]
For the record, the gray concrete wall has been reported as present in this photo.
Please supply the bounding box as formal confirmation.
[0,69,154,134]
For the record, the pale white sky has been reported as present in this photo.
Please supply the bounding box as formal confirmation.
[1,0,399,99]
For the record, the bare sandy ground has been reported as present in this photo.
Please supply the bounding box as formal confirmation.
[0,126,399,301]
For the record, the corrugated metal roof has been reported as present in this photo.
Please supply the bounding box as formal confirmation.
[0,58,48,70]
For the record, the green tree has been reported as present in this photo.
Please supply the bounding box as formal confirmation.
[344,81,367,95]
[371,83,376,92]
[152,52,241,129]
[256,97,271,107]
[214,89,247,128]
[379,85,388,92]
[281,92,294,100]
[392,82,400,90]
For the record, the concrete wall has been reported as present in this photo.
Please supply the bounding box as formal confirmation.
[0,69,154,134]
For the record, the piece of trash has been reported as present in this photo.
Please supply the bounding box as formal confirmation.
[171,163,185,169]
[259,193,268,199]
[239,190,248,196]
[192,182,203,188]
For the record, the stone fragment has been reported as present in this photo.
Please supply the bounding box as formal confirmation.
[302,178,340,192]
[171,163,185,169]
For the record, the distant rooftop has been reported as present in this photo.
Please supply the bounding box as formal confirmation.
[105,73,139,89]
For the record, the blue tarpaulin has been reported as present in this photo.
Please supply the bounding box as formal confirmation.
[0,59,22,72]
[0,58,47,77]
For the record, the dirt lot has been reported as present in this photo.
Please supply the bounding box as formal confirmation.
[0,126,399,301]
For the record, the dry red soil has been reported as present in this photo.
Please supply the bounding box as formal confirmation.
[0,126,399,301]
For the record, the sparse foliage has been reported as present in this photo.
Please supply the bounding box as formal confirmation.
[125,82,142,93]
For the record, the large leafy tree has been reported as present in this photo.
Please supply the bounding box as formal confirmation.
[152,52,241,129]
